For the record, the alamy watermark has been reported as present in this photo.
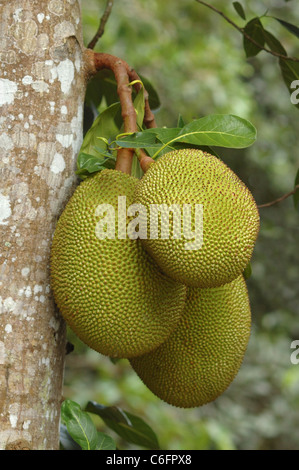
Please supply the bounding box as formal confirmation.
[290,340,299,365]
[290,80,299,105]
[94,196,204,251]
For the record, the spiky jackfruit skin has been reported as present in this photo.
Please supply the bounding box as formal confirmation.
[130,275,251,408]
[133,149,260,288]
[50,169,186,359]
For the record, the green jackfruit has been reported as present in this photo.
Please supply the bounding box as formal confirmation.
[133,149,260,288]
[50,169,186,358]
[130,275,251,408]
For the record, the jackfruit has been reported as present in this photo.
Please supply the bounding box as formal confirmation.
[130,275,251,408]
[133,149,260,288]
[50,169,186,358]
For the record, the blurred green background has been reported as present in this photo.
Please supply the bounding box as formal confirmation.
[63,0,299,450]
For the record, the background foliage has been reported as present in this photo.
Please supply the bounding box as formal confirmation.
[63,0,299,450]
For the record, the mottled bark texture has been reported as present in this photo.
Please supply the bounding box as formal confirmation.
[0,0,86,450]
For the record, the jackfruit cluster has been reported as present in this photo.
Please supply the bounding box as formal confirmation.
[50,149,259,408]
[51,169,186,359]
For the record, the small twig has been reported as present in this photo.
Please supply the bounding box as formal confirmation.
[195,0,299,63]
[88,0,114,50]
[257,185,299,208]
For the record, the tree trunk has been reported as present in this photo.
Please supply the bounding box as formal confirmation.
[0,0,86,450]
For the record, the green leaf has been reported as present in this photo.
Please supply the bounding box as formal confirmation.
[85,70,118,109]
[76,152,116,179]
[259,29,299,108]
[116,115,256,159]
[233,2,246,20]
[80,102,121,157]
[278,58,299,109]
[279,59,299,86]
[174,114,257,149]
[76,102,121,178]
[61,400,99,450]
[86,401,160,450]
[262,30,287,55]
[116,130,162,149]
[273,17,299,39]
[177,114,186,128]
[133,85,145,130]
[60,423,81,450]
[243,17,265,58]
[293,169,299,209]
[96,432,116,450]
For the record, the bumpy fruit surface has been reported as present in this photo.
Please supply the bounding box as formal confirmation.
[50,169,186,358]
[133,149,260,288]
[130,275,251,408]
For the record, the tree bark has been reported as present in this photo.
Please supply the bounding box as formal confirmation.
[0,0,85,450]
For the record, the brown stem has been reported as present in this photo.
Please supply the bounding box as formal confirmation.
[126,69,157,129]
[85,50,157,173]
[86,50,157,129]
[257,185,299,208]
[91,53,137,173]
[88,0,114,50]
[196,0,299,63]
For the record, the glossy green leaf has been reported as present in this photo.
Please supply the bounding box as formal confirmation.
[60,423,81,450]
[76,152,116,179]
[233,2,246,20]
[80,102,121,157]
[116,130,162,149]
[95,432,116,450]
[116,115,256,158]
[77,102,121,178]
[175,114,257,148]
[61,400,99,451]
[243,17,265,58]
[86,401,160,450]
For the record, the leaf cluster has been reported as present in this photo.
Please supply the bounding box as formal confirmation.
[60,399,160,451]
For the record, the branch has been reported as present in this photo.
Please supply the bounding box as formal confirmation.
[257,185,299,208]
[85,50,157,173]
[88,0,114,50]
[92,52,137,174]
[195,0,299,63]
[86,50,157,131]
